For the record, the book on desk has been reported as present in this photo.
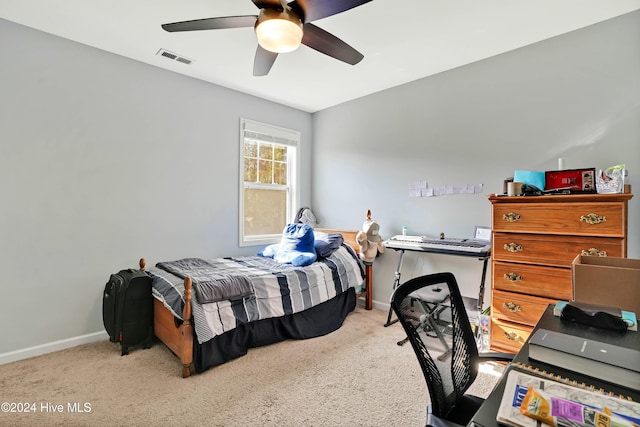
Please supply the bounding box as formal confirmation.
[527,328,640,391]
[496,367,640,427]
[526,301,640,391]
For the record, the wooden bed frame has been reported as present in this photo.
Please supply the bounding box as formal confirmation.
[140,229,372,378]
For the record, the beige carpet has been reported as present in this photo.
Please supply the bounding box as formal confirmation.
[0,308,503,426]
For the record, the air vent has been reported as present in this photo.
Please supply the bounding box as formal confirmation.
[156,49,193,65]
[160,50,177,60]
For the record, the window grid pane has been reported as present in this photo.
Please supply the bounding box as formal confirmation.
[244,140,289,186]
[258,159,273,184]
[244,157,257,182]
[274,145,287,162]
[274,161,287,185]
[244,141,257,158]
[259,143,273,161]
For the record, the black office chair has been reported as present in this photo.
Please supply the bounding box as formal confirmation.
[391,272,513,427]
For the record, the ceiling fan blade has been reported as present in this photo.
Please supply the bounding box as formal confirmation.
[252,0,284,9]
[253,45,278,76]
[162,16,257,32]
[301,23,363,65]
[290,0,372,23]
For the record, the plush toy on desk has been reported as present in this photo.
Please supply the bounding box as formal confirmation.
[356,210,385,263]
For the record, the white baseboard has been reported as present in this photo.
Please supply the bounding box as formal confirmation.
[356,297,389,312]
[373,300,390,312]
[356,298,391,314]
[2,300,391,366]
[0,331,109,366]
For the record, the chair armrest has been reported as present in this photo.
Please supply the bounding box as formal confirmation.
[477,351,514,363]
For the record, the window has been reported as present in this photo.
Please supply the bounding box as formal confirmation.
[239,118,299,246]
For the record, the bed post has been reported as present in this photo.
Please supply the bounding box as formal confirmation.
[180,277,194,378]
[364,263,373,310]
[315,228,373,310]
[140,257,194,378]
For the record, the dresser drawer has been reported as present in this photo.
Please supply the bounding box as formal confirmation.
[493,261,572,300]
[490,318,532,354]
[491,289,554,326]
[493,202,626,237]
[493,232,623,267]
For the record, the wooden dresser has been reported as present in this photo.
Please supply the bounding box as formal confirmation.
[488,193,633,353]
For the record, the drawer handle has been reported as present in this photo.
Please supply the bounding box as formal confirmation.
[581,248,608,257]
[580,213,606,225]
[503,302,522,312]
[503,331,521,342]
[503,212,521,222]
[504,243,523,253]
[504,273,522,282]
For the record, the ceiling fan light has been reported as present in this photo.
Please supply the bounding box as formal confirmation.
[255,9,303,54]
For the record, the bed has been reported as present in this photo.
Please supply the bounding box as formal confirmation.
[140,228,372,378]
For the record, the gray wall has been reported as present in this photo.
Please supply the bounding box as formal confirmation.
[2,10,638,357]
[0,18,312,354]
[311,11,640,307]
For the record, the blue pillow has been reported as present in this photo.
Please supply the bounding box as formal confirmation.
[258,243,279,258]
[313,231,344,259]
[258,223,317,267]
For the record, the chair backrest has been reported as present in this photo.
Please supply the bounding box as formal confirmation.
[391,272,479,419]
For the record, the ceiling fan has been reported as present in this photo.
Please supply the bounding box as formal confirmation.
[161,0,372,76]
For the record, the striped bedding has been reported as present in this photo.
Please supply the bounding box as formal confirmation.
[147,244,365,344]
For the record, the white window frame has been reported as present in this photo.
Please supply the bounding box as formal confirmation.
[239,118,300,247]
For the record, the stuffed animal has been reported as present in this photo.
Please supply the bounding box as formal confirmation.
[258,223,317,267]
[356,210,384,263]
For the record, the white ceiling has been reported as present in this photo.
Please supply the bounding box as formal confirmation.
[2,0,640,112]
